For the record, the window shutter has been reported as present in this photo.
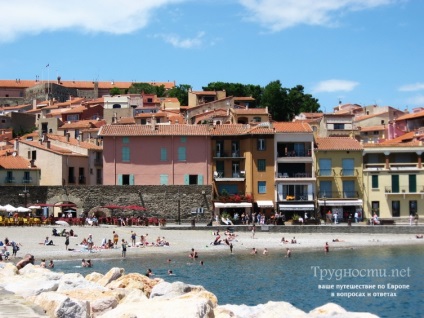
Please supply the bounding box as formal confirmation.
[198,175,204,185]
[184,174,189,185]
[118,174,123,185]
[129,174,135,185]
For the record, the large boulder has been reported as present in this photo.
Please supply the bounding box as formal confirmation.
[62,289,124,317]
[98,296,215,318]
[308,303,379,317]
[150,281,210,300]
[217,301,306,318]
[57,273,107,292]
[97,267,124,286]
[85,272,104,283]
[0,263,19,279]
[28,291,89,318]
[106,273,162,297]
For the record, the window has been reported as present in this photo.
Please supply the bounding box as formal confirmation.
[186,174,202,185]
[231,141,239,157]
[68,167,75,183]
[372,175,379,189]
[409,175,417,193]
[257,139,266,151]
[181,137,187,143]
[409,200,417,215]
[253,117,261,122]
[392,201,400,217]
[6,171,13,183]
[258,181,266,194]
[232,161,240,177]
[391,175,399,193]
[122,137,129,144]
[160,148,167,161]
[178,147,186,161]
[371,201,380,216]
[343,180,355,198]
[257,159,266,172]
[122,147,130,162]
[216,161,224,176]
[319,181,332,197]
[118,174,134,185]
[216,141,223,157]
[342,159,354,176]
[23,171,31,183]
[160,174,168,185]
[319,159,332,176]
[334,123,345,130]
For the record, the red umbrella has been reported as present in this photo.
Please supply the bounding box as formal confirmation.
[125,205,146,211]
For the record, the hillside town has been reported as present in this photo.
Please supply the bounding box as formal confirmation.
[0,79,423,223]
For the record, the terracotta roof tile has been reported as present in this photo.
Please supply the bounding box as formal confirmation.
[117,117,136,125]
[315,137,363,151]
[46,134,102,150]
[58,119,106,129]
[274,122,313,133]
[354,111,389,122]
[395,110,424,121]
[99,124,211,136]
[232,108,268,115]
[359,125,386,132]
[363,141,421,148]
[0,155,39,170]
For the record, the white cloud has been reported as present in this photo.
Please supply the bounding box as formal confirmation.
[398,83,424,92]
[313,79,359,93]
[238,0,397,31]
[156,32,205,49]
[0,0,184,42]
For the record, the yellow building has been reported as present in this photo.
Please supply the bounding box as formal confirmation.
[211,123,274,221]
[315,137,364,221]
[363,140,423,219]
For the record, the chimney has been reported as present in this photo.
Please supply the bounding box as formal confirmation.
[66,133,70,142]
[151,116,157,130]
[14,138,19,152]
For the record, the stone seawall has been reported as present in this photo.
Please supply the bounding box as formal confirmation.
[0,185,212,222]
[163,224,424,234]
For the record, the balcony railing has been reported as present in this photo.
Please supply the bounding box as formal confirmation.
[317,169,335,177]
[276,172,312,178]
[214,171,245,180]
[22,178,33,184]
[94,158,103,166]
[214,152,244,159]
[384,186,424,194]
[340,169,357,176]
[317,191,359,198]
[96,177,102,185]
[4,177,15,184]
[279,192,315,201]
[277,149,312,158]
[68,176,76,184]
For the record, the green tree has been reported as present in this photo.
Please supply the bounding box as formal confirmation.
[202,82,262,107]
[167,84,191,106]
[128,83,166,97]
[109,87,121,96]
[261,80,288,121]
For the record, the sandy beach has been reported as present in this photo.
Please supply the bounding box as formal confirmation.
[1,224,423,265]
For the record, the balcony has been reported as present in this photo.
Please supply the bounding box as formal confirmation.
[385,186,424,194]
[68,176,76,184]
[4,177,15,184]
[214,152,244,159]
[276,172,312,179]
[214,171,245,181]
[317,169,335,177]
[96,177,103,185]
[278,192,315,201]
[22,178,33,184]
[340,169,358,177]
[317,191,359,199]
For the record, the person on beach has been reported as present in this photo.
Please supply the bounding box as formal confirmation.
[326,211,332,224]
[65,234,70,250]
[86,259,92,267]
[251,248,257,254]
[145,268,154,277]
[43,237,54,246]
[40,259,46,268]
[251,224,256,239]
[4,237,10,246]
[87,234,94,252]
[131,231,137,247]
[286,248,291,258]
[11,241,20,257]
[414,214,419,225]
[16,254,35,269]
[113,231,119,248]
[230,243,233,254]
[82,259,87,267]
[48,260,54,268]
[354,211,359,223]
[324,242,329,253]
[281,237,289,243]
[263,248,268,255]
[168,270,175,275]
[291,237,297,244]
[121,239,128,258]
[189,248,198,259]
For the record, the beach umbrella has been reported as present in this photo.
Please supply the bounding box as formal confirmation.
[28,205,41,209]
[55,220,70,226]
[16,206,31,213]
[4,204,17,213]
[0,205,5,212]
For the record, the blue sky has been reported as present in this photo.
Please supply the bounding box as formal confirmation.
[1,0,423,111]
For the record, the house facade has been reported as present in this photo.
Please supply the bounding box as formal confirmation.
[99,124,211,186]
[315,137,364,221]
[274,122,316,219]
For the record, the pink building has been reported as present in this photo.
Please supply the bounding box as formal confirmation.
[99,123,212,185]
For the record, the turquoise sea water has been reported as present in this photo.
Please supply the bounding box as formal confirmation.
[53,245,424,318]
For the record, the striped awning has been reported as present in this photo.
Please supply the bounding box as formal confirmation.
[214,202,252,208]
[279,204,315,211]
[256,200,274,208]
[317,200,363,206]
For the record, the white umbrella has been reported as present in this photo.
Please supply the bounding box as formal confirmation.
[0,205,5,212]
[17,206,31,213]
[28,205,41,209]
[55,220,70,226]
[4,204,17,213]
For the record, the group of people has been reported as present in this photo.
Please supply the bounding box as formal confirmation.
[0,237,20,259]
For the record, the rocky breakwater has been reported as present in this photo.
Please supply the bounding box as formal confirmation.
[0,263,379,318]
